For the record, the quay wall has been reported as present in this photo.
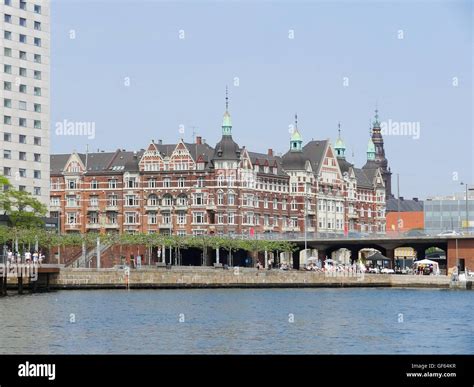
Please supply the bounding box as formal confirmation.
[50,268,452,289]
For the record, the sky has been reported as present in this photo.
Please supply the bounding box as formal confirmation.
[51,0,473,199]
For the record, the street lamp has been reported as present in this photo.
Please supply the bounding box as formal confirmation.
[460,182,470,233]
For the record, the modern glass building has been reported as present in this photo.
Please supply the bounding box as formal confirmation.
[424,191,474,234]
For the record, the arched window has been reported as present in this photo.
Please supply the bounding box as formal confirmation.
[162,194,173,206]
[176,194,187,206]
[148,194,158,206]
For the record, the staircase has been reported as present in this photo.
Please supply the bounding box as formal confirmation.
[67,243,112,268]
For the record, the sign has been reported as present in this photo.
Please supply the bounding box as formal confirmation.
[250,228,255,237]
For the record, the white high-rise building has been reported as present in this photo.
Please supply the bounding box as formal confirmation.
[0,0,50,207]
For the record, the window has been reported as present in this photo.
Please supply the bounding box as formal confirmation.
[50,197,60,207]
[178,177,185,188]
[19,67,27,76]
[108,179,117,189]
[88,212,99,224]
[34,4,41,13]
[4,0,11,5]
[4,116,12,124]
[147,194,158,206]
[291,182,297,193]
[147,178,157,188]
[66,195,77,207]
[20,0,26,10]
[163,178,171,188]
[3,150,11,159]
[4,133,11,141]
[4,31,11,40]
[34,54,41,63]
[67,180,77,189]
[34,87,41,96]
[228,193,235,205]
[217,192,224,205]
[194,193,204,205]
[282,199,287,210]
[19,169,26,178]
[197,177,204,188]
[32,120,41,129]
[90,180,98,189]
[19,51,27,60]
[89,196,99,207]
[273,198,278,209]
[126,195,138,207]
[34,153,41,162]
[34,70,41,80]
[4,14,11,23]
[20,18,27,27]
[34,136,41,145]
[4,64,12,74]
[67,213,77,224]
[125,212,137,224]
[177,212,186,225]
[162,195,172,206]
[4,99,12,108]
[176,195,187,206]
[107,195,117,206]
[34,37,41,47]
[264,197,269,209]
[148,212,157,225]
[19,118,27,127]
[19,151,26,161]
[19,135,26,144]
[228,213,235,224]
[34,21,41,31]
[4,47,12,57]
[19,34,27,43]
[34,103,41,113]
[33,170,41,179]
[162,213,171,225]
[19,84,27,93]
[217,213,224,224]
[3,167,11,176]
[4,82,12,91]
[193,212,205,224]
[19,101,27,110]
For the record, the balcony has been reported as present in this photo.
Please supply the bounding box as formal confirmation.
[175,204,188,211]
[104,223,119,229]
[144,204,159,211]
[65,204,80,209]
[159,223,173,229]
[348,212,358,219]
[87,205,99,212]
[206,204,217,211]
[160,205,173,212]
[65,223,81,229]
[106,204,119,211]
[50,203,60,210]
[306,209,316,215]
[86,223,101,229]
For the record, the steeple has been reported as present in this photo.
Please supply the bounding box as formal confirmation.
[290,113,303,152]
[334,122,346,159]
[367,137,376,161]
[222,86,232,135]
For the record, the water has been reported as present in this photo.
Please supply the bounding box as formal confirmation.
[0,288,473,354]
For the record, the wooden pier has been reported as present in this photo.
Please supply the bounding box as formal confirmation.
[0,264,61,296]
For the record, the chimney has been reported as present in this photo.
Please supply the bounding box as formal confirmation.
[196,136,202,145]
[413,197,418,202]
[202,138,206,144]
[151,139,154,143]
[268,148,273,157]
[158,139,163,145]
[399,196,404,201]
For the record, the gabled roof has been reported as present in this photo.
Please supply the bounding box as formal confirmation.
[386,198,424,212]
[353,168,373,189]
[302,140,329,173]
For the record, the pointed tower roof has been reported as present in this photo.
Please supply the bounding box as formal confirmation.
[334,122,346,156]
[221,86,232,134]
[214,87,240,161]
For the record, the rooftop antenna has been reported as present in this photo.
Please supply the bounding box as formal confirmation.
[225,85,229,111]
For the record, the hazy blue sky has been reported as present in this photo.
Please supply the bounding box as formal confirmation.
[51,0,473,199]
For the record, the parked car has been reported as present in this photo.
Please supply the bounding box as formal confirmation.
[437,230,461,237]
[380,268,395,274]
[367,267,380,274]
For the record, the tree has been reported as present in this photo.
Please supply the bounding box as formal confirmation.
[0,176,47,228]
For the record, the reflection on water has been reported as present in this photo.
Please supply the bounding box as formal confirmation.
[0,288,473,354]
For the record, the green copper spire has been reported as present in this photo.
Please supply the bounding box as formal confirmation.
[373,107,380,127]
[367,137,376,161]
[334,122,346,159]
[290,113,303,152]
[222,86,232,135]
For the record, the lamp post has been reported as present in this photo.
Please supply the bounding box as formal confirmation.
[460,182,469,233]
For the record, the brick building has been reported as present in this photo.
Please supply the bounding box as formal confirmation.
[49,101,387,237]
